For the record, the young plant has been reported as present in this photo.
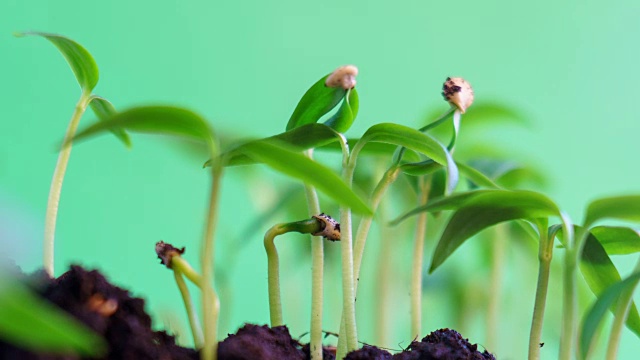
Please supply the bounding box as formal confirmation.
[263,214,340,327]
[391,189,573,360]
[16,32,130,277]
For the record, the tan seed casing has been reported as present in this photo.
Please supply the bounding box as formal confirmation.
[325,65,358,89]
[442,77,474,113]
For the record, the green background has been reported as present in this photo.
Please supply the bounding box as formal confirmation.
[1,0,639,358]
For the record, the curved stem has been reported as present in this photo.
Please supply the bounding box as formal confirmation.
[528,220,551,360]
[43,91,91,277]
[303,150,324,360]
[201,166,223,360]
[173,269,204,348]
[410,176,431,340]
[605,255,640,360]
[264,219,323,327]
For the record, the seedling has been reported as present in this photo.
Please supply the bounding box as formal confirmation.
[5,31,640,360]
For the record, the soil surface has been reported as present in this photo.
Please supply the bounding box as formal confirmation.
[0,266,495,359]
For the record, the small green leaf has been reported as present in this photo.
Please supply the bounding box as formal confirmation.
[580,270,640,359]
[354,123,459,194]
[579,234,640,340]
[286,74,346,131]
[67,105,217,154]
[220,123,342,166]
[0,274,106,355]
[17,32,99,92]
[88,96,132,148]
[584,195,640,226]
[323,88,359,133]
[238,140,371,215]
[591,226,640,255]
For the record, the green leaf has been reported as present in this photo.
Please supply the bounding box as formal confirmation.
[591,226,640,255]
[88,96,132,148]
[67,105,217,153]
[220,123,342,166]
[456,161,500,189]
[390,189,562,272]
[584,195,640,226]
[237,140,371,215]
[0,274,106,355]
[318,140,422,162]
[580,270,640,359]
[323,88,359,133]
[354,123,459,194]
[286,75,346,131]
[579,234,640,340]
[16,32,99,92]
[429,193,561,272]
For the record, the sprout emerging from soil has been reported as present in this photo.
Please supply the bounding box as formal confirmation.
[264,215,340,327]
[325,65,358,89]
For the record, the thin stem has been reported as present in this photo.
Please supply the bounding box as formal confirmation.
[605,255,640,360]
[487,224,508,353]
[201,165,223,360]
[303,150,324,360]
[352,166,400,284]
[559,227,587,360]
[264,219,323,327]
[374,198,393,347]
[43,91,92,277]
[336,139,358,359]
[528,220,552,360]
[410,177,431,340]
[173,269,204,348]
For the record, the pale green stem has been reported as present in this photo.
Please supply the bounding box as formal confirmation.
[201,166,223,360]
[528,220,552,360]
[605,255,640,360]
[410,176,431,340]
[173,269,204,348]
[352,166,400,285]
[264,219,323,327]
[487,224,508,353]
[559,227,587,360]
[304,150,324,360]
[336,141,358,359]
[374,199,393,347]
[43,91,92,277]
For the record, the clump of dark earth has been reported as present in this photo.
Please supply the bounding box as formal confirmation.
[0,266,495,360]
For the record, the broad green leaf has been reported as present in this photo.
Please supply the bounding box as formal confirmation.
[354,123,458,194]
[220,123,342,166]
[238,140,371,215]
[67,106,216,153]
[88,96,131,147]
[16,32,99,92]
[591,226,640,255]
[286,74,346,131]
[399,160,442,177]
[579,234,640,340]
[323,88,359,133]
[584,195,640,226]
[429,192,561,272]
[0,274,106,355]
[580,270,640,359]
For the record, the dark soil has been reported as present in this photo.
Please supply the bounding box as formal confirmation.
[0,266,495,360]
